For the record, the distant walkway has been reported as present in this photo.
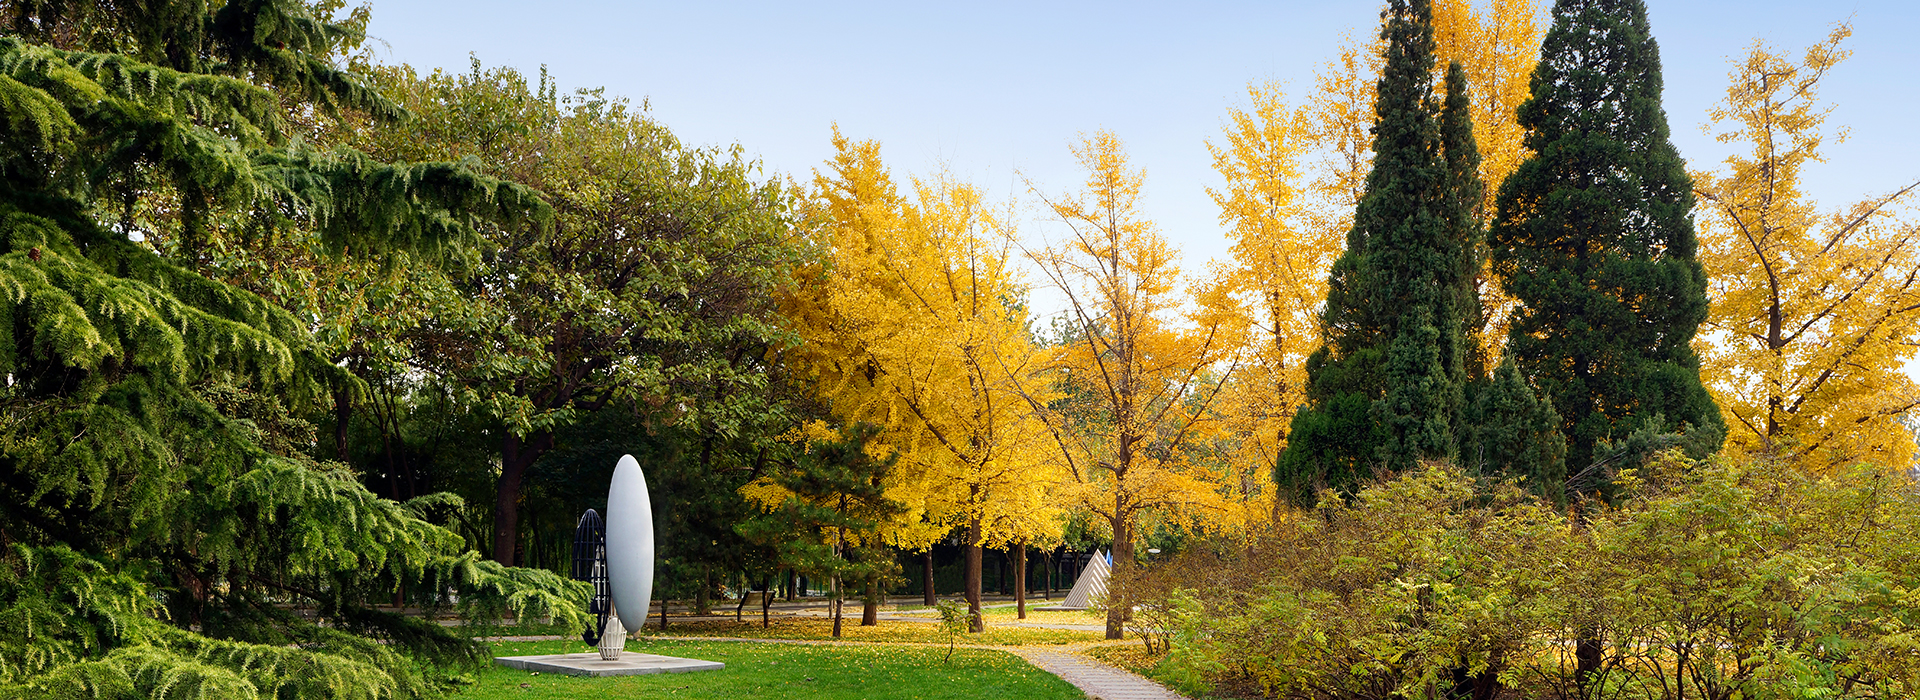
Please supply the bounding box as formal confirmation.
[1012,648,1189,700]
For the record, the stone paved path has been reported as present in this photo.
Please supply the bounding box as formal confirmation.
[1012,648,1189,700]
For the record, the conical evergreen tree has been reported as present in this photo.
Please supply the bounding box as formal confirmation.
[1276,0,1480,503]
[1440,62,1487,387]
[1489,0,1724,497]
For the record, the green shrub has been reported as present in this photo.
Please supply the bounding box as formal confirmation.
[1147,457,1920,699]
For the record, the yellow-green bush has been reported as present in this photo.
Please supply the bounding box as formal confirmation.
[1149,456,1920,699]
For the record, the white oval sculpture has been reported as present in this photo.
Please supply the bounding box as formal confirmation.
[605,455,654,632]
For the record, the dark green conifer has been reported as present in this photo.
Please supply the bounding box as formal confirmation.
[0,1,585,695]
[1440,62,1488,386]
[1277,0,1480,503]
[1489,0,1724,496]
[1461,362,1570,505]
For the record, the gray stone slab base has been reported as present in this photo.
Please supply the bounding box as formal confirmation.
[493,652,724,677]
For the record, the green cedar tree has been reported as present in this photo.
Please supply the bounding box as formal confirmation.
[0,1,589,696]
[1489,0,1724,497]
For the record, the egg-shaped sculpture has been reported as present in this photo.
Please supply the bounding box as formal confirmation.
[604,455,654,631]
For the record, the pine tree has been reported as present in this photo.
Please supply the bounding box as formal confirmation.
[1489,0,1724,496]
[1277,0,1478,503]
[736,423,906,639]
[0,1,586,696]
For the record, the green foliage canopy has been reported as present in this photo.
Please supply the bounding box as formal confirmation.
[0,1,588,696]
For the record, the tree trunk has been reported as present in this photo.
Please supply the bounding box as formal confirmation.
[658,595,668,631]
[965,519,984,633]
[760,575,774,627]
[1015,542,1027,619]
[923,549,936,605]
[831,524,844,638]
[830,572,843,638]
[735,572,748,622]
[333,387,352,461]
[1106,511,1131,640]
[861,578,879,626]
[492,431,552,565]
[1575,632,1603,693]
[696,566,712,615]
[1043,550,1053,599]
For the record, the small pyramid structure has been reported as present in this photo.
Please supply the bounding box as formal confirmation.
[1051,550,1110,611]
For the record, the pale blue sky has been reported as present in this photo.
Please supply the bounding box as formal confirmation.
[364,1,1919,293]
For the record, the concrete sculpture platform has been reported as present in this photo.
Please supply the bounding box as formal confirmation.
[493,652,724,677]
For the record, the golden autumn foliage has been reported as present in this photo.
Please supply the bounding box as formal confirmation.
[1693,25,1920,474]
[1206,82,1331,501]
[1431,0,1542,223]
[1024,131,1251,639]
[773,129,1063,628]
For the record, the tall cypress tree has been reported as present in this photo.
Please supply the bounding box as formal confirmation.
[1277,0,1479,503]
[1489,0,1723,497]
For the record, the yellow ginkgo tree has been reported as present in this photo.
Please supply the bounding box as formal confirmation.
[776,129,1063,632]
[1693,24,1920,474]
[1205,82,1328,510]
[1023,131,1250,640]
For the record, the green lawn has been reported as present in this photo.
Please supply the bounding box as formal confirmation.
[466,638,1086,699]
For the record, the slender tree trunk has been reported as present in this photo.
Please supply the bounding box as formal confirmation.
[1106,509,1131,640]
[830,573,843,638]
[861,578,879,626]
[760,575,774,627]
[1015,542,1027,619]
[333,387,352,462]
[965,519,984,633]
[736,572,748,622]
[832,524,844,638]
[696,566,712,615]
[492,431,552,565]
[1043,550,1053,599]
[923,549,936,605]
[658,596,668,631]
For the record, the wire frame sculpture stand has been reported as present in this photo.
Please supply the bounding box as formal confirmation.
[571,509,611,644]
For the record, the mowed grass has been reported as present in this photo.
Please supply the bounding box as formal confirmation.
[466,638,1085,699]
[655,617,1100,645]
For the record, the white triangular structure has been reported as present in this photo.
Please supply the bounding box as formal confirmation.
[1056,550,1110,610]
